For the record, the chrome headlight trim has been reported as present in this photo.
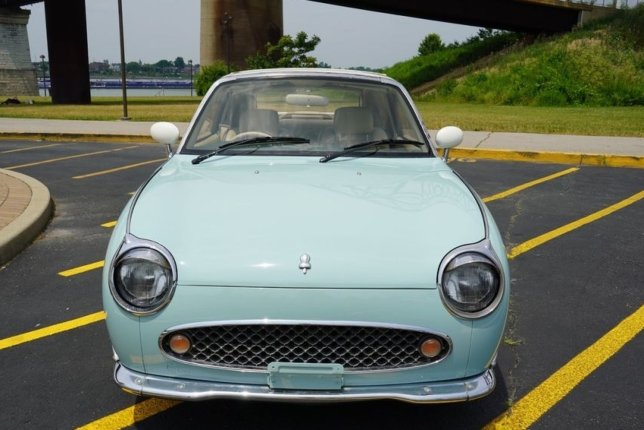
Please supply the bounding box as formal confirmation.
[437,239,505,319]
[109,233,178,316]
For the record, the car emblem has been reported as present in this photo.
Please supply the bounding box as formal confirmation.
[299,254,311,274]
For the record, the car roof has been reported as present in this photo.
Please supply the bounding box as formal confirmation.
[219,68,398,86]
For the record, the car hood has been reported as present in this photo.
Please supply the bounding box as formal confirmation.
[128,155,485,289]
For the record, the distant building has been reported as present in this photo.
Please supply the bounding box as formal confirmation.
[89,61,111,74]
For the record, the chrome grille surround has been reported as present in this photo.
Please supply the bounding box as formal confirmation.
[159,321,451,373]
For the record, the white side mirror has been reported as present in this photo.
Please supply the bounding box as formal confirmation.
[435,126,463,161]
[150,122,180,157]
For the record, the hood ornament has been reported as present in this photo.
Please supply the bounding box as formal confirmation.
[299,254,311,274]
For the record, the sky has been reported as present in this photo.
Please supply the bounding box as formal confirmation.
[23,0,481,69]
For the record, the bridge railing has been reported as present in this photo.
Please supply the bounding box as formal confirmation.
[567,0,642,7]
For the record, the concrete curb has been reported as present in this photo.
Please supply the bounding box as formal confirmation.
[449,147,644,168]
[0,133,155,144]
[0,169,54,266]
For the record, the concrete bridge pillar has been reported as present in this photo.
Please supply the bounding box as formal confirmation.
[200,0,283,69]
[0,7,38,97]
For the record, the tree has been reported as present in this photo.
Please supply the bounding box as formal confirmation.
[194,61,230,96]
[418,33,444,56]
[126,61,141,74]
[246,31,321,69]
[174,56,186,69]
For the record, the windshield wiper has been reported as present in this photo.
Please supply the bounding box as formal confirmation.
[319,139,425,163]
[192,136,310,165]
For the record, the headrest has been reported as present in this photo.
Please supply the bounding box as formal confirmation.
[334,107,374,135]
[239,109,279,135]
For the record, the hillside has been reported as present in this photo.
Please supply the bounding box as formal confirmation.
[386,5,643,107]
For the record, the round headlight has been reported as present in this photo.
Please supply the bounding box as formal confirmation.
[440,253,501,318]
[111,247,175,314]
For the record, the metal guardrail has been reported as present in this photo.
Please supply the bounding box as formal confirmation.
[568,0,643,7]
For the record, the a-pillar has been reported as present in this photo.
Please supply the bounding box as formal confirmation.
[44,0,90,104]
[200,0,283,69]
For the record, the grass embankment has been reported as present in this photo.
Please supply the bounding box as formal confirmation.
[414,7,644,107]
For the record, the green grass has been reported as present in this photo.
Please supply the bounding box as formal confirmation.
[416,102,644,136]
[1,96,642,136]
[421,7,644,107]
[0,96,201,122]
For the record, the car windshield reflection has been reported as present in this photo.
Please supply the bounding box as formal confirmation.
[182,76,431,159]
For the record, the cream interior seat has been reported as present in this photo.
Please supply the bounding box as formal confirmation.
[333,107,387,146]
[239,108,279,136]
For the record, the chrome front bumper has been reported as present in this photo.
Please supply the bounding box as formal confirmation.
[114,363,496,403]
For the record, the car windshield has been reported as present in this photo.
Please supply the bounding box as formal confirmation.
[181,75,431,159]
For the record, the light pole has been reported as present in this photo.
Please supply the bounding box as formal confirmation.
[117,0,129,120]
[222,12,233,73]
[188,59,193,97]
[39,55,47,97]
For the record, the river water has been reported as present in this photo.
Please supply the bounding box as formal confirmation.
[39,88,194,97]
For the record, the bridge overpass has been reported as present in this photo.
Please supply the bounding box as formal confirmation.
[1,0,601,104]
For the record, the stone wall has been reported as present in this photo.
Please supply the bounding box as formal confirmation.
[0,7,38,97]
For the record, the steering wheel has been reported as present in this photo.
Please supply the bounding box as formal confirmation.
[230,131,271,141]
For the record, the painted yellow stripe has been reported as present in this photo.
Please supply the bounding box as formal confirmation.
[0,143,63,154]
[5,146,138,170]
[508,190,644,259]
[101,221,117,228]
[73,158,166,179]
[58,260,105,277]
[485,305,644,429]
[76,398,181,430]
[483,167,579,203]
[0,311,105,351]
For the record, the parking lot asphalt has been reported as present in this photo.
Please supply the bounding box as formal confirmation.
[1,117,642,268]
[0,136,642,429]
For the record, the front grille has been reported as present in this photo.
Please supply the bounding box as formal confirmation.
[160,324,449,371]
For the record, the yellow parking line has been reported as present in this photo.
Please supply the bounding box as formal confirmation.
[58,260,105,277]
[76,398,181,430]
[508,190,644,259]
[0,311,105,351]
[101,221,117,228]
[73,158,166,179]
[0,143,63,154]
[485,305,644,429]
[5,146,138,170]
[483,167,579,203]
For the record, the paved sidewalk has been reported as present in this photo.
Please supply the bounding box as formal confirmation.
[0,117,643,266]
[1,117,643,158]
[0,169,52,266]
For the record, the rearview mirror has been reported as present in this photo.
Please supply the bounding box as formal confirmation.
[285,94,329,107]
[435,126,463,162]
[150,122,180,157]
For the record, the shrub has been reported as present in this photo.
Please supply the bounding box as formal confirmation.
[194,61,230,96]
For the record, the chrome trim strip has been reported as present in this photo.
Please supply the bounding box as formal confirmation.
[114,363,495,403]
[157,319,453,374]
[125,165,164,235]
[452,170,489,238]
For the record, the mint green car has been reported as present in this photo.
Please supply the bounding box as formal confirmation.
[103,69,509,403]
